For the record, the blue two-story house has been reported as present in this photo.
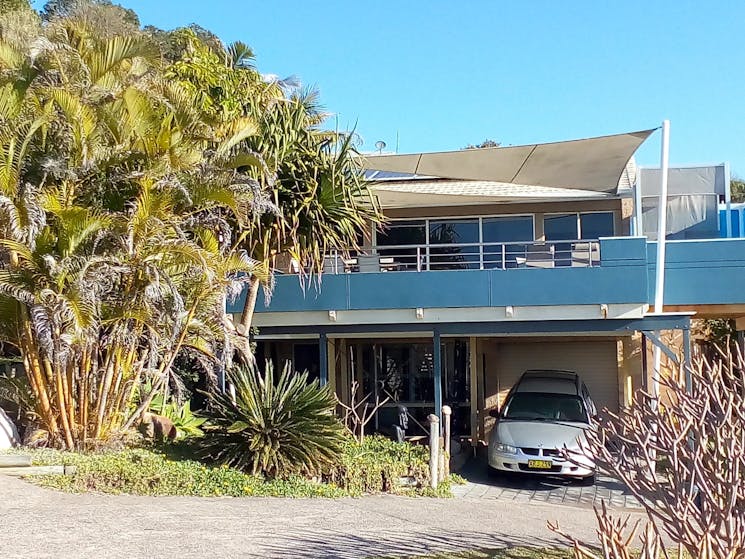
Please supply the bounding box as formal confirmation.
[228,129,745,445]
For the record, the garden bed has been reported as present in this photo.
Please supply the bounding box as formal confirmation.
[1,436,461,498]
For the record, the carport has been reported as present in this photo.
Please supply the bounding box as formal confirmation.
[254,312,692,445]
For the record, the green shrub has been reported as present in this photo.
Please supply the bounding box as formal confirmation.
[198,362,345,477]
[148,396,206,440]
[328,435,432,494]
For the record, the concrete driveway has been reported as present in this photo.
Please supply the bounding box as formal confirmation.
[0,473,643,559]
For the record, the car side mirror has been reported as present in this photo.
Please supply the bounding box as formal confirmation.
[488,409,500,418]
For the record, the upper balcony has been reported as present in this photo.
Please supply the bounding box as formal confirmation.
[232,237,649,318]
[227,236,745,323]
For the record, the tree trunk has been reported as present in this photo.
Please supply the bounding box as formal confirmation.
[239,276,261,333]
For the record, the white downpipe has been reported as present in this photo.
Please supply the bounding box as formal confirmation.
[652,120,670,408]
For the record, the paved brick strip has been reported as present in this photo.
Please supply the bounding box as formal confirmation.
[451,472,642,510]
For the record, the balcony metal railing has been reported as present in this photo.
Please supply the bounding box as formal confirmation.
[322,239,601,274]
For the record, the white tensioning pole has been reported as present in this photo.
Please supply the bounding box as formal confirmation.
[654,120,670,314]
[652,119,670,408]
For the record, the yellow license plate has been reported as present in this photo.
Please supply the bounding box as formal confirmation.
[527,460,553,469]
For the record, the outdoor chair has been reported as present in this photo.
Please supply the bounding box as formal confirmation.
[357,254,381,273]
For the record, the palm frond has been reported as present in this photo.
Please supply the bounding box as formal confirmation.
[227,41,254,69]
[85,34,157,84]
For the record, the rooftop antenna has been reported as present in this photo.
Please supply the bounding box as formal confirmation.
[375,140,386,154]
[396,131,400,154]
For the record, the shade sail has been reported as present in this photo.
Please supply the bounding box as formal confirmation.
[362,129,656,194]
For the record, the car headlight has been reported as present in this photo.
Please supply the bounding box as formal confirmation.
[495,443,518,454]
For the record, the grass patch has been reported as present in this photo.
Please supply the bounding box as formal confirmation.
[2,437,462,498]
[6,447,346,497]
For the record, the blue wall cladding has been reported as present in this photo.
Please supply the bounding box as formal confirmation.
[647,239,745,305]
[229,237,654,314]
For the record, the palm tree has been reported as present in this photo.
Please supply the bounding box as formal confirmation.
[161,33,382,335]
[236,89,383,332]
[0,17,267,448]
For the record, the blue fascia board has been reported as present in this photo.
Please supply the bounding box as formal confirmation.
[256,315,692,337]
[227,275,349,314]
[348,269,491,310]
[489,266,647,306]
[598,236,648,264]
[647,239,745,305]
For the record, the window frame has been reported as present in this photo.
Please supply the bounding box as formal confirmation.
[543,210,616,240]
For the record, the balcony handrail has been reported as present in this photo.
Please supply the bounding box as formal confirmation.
[368,238,591,250]
[326,238,601,273]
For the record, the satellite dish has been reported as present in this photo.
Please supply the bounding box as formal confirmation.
[375,140,387,154]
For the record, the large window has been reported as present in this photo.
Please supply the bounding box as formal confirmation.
[482,216,534,243]
[482,216,534,268]
[544,214,579,240]
[580,212,615,239]
[544,212,615,240]
[429,219,480,270]
[373,212,611,271]
[376,220,426,246]
[376,220,426,270]
[543,212,614,267]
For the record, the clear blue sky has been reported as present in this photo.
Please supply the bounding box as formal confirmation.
[84,1,745,175]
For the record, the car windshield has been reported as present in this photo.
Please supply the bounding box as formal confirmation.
[502,392,588,423]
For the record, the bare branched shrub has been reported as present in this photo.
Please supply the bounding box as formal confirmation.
[335,381,389,443]
[550,502,663,559]
[551,347,745,559]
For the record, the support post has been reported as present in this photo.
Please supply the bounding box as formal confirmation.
[735,317,745,357]
[339,340,350,405]
[683,328,692,394]
[442,405,452,477]
[327,337,336,394]
[319,332,328,386]
[469,337,478,448]
[427,414,440,489]
[641,333,648,391]
[433,329,442,426]
[652,119,671,409]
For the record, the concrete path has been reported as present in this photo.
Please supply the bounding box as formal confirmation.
[0,474,645,559]
[453,460,642,509]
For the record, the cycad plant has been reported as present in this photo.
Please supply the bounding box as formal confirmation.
[200,362,345,478]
